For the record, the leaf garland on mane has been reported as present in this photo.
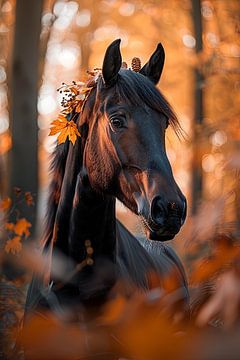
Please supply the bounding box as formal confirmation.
[49,69,101,145]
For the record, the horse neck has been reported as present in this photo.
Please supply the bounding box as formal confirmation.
[67,174,117,265]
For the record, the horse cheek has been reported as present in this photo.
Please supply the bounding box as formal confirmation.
[85,140,115,192]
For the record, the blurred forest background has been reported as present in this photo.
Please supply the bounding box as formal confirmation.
[0,0,239,358]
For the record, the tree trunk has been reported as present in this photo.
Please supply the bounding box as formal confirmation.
[191,0,204,214]
[9,0,43,236]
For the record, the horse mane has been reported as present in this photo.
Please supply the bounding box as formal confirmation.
[41,88,97,254]
[42,140,70,249]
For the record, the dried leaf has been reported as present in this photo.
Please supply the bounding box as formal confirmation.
[0,197,12,211]
[49,115,68,136]
[24,192,34,206]
[87,70,96,76]
[14,187,22,197]
[57,125,69,144]
[5,236,22,254]
[14,218,31,237]
[190,244,240,284]
[75,100,83,113]
[101,295,127,324]
[50,117,80,145]
[69,86,79,95]
[80,87,92,94]
[5,222,15,231]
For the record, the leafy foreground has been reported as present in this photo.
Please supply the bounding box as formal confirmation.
[1,238,240,360]
[1,194,240,360]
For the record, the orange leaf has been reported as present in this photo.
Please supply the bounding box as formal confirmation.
[5,236,22,254]
[57,126,69,144]
[68,121,80,145]
[69,86,79,95]
[49,116,68,136]
[14,218,31,237]
[101,295,127,324]
[61,106,74,116]
[75,100,83,113]
[25,192,34,206]
[49,117,80,145]
[0,197,12,211]
[190,245,240,284]
[80,87,92,94]
[5,222,15,231]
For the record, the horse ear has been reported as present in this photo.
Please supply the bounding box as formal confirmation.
[102,39,122,87]
[140,43,165,84]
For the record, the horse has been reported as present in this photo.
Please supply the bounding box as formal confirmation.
[25,39,189,319]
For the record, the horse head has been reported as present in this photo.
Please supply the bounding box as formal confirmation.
[80,39,187,242]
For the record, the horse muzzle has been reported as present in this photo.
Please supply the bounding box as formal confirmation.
[139,195,187,242]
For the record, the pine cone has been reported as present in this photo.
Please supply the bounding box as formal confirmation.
[131,57,141,72]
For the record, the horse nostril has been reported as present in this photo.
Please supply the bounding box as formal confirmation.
[167,200,186,225]
[167,201,179,216]
[151,196,166,226]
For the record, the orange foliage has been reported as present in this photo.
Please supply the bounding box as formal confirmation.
[49,116,80,145]
[19,288,187,360]
[5,236,22,255]
[24,192,34,206]
[2,191,33,256]
[0,197,12,211]
[49,79,97,145]
[0,131,12,155]
[190,236,240,285]
[5,222,15,231]
[4,218,31,254]
[14,218,31,237]
[100,295,127,324]
[5,218,31,238]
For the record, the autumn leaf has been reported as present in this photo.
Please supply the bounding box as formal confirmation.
[69,86,79,95]
[80,87,92,94]
[65,121,81,145]
[14,187,22,197]
[14,218,31,237]
[190,244,240,285]
[49,115,68,135]
[0,197,12,211]
[5,222,15,231]
[5,236,22,255]
[49,116,80,145]
[75,100,83,113]
[25,192,34,206]
[101,295,127,324]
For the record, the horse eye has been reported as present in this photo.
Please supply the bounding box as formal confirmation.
[110,118,124,129]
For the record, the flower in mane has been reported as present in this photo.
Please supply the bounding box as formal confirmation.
[49,69,101,145]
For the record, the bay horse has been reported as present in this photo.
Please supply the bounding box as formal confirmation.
[25,39,189,318]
